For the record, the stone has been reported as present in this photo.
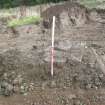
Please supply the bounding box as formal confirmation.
[50,80,56,88]
[0,82,14,96]
[13,75,23,85]
[29,83,34,91]
[13,86,20,93]
[55,40,72,51]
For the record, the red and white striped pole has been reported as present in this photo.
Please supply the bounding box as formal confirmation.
[51,16,56,77]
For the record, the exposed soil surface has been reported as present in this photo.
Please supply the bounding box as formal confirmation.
[0,1,105,105]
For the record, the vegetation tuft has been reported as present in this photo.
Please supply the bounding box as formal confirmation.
[79,0,105,8]
[8,16,42,27]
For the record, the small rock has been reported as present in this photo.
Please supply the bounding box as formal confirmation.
[68,94,76,99]
[29,83,34,91]
[50,81,56,88]
[1,82,13,96]
[13,86,20,93]
[13,76,23,86]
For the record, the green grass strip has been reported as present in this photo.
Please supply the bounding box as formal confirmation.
[8,16,42,27]
[79,0,105,8]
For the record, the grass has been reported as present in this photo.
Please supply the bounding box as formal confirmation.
[0,8,12,18]
[0,12,12,18]
[79,0,105,9]
[8,16,42,27]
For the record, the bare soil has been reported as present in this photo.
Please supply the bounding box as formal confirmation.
[0,1,105,105]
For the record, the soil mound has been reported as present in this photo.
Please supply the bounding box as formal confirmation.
[41,2,89,29]
[41,1,105,30]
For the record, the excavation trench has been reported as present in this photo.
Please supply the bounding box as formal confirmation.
[0,2,105,96]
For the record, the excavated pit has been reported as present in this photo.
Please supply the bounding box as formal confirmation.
[0,2,105,98]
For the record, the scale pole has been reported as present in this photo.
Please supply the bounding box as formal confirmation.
[51,16,56,77]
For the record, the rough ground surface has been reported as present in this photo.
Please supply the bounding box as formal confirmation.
[0,1,105,105]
